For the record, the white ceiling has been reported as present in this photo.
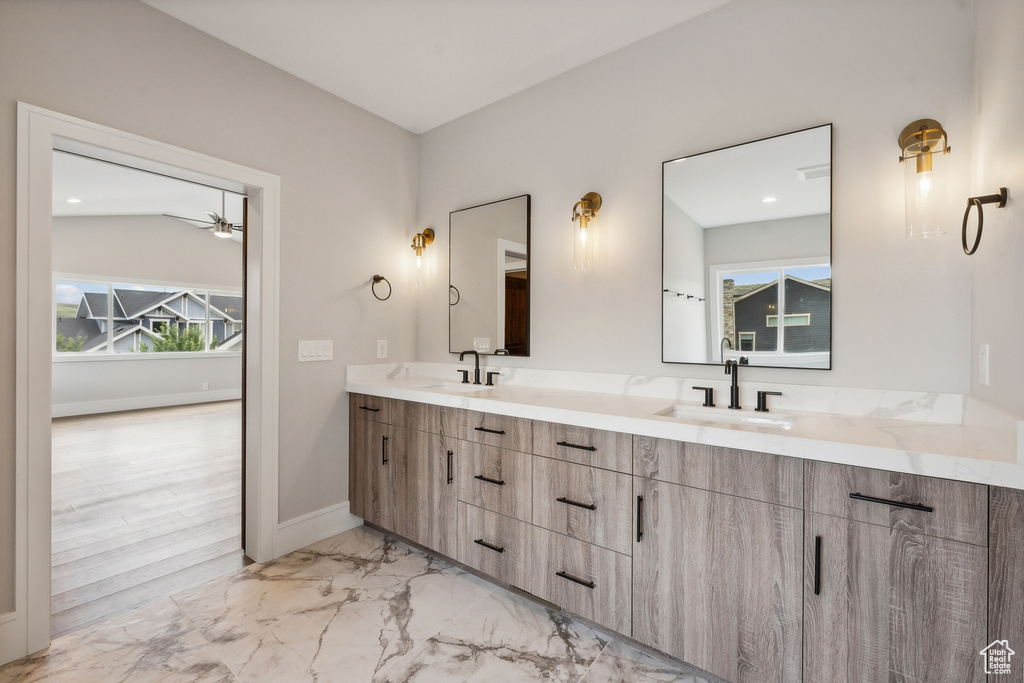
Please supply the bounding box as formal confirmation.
[664,125,832,228]
[140,0,733,134]
[53,152,246,240]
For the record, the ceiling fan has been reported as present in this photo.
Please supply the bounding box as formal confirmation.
[163,191,241,238]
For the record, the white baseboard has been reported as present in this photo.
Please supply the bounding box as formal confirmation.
[273,501,363,558]
[51,389,242,418]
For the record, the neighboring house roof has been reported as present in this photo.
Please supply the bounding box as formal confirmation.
[733,275,831,303]
[55,318,103,347]
[81,291,126,319]
[84,323,161,352]
[116,289,178,319]
[210,295,243,321]
[219,330,243,350]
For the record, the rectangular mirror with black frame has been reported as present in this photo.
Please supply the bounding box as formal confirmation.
[663,124,832,369]
[449,194,530,356]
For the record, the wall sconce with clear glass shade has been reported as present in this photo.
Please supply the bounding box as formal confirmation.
[898,119,951,238]
[411,228,434,287]
[572,192,602,270]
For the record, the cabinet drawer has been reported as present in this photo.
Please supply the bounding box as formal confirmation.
[805,461,987,546]
[442,408,531,452]
[530,526,631,634]
[391,399,440,433]
[457,503,532,590]
[532,421,631,473]
[457,442,532,522]
[532,457,632,555]
[350,393,391,424]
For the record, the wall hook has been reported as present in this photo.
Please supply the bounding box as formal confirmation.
[371,274,391,301]
[962,187,1008,255]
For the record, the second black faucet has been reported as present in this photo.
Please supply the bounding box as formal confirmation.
[459,349,481,385]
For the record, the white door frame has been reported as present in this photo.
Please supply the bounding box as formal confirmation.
[4,103,281,663]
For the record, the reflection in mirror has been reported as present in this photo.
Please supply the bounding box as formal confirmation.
[449,195,530,356]
[663,124,832,369]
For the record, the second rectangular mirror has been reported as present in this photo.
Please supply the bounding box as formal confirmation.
[449,194,530,356]
[663,124,832,369]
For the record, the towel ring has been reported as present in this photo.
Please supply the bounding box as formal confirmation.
[371,274,392,301]
[962,188,1008,256]
[449,285,460,306]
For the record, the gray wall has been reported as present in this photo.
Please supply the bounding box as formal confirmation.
[970,0,1024,417]
[417,0,974,395]
[0,0,419,612]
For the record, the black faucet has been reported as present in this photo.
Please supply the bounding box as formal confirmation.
[459,350,481,385]
[724,359,741,409]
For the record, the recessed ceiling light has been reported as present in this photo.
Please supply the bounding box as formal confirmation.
[66,198,82,203]
[762,196,777,203]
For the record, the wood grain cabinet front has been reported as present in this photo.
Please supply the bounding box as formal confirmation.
[350,393,391,424]
[530,526,631,634]
[457,502,532,591]
[349,417,392,529]
[632,476,803,683]
[457,441,532,522]
[804,511,987,683]
[531,421,632,473]
[442,408,532,452]
[387,426,458,557]
[532,456,632,555]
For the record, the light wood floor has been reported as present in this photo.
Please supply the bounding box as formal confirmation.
[51,400,250,637]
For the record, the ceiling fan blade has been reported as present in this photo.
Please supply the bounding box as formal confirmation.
[163,213,216,225]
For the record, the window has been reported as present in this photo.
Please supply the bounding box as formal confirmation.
[766,314,811,327]
[54,277,242,356]
[712,260,830,358]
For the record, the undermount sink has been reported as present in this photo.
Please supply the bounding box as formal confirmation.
[422,382,490,393]
[657,404,796,430]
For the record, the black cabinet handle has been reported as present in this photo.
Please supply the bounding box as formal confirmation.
[556,496,596,511]
[556,440,596,452]
[446,450,454,484]
[359,405,380,413]
[473,538,504,553]
[474,426,506,435]
[813,535,822,596]
[636,495,645,542]
[556,570,595,589]
[474,474,505,486]
[849,492,933,513]
[381,435,389,464]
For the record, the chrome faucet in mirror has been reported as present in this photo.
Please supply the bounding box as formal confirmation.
[662,125,832,369]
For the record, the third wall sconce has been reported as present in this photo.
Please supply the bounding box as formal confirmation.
[898,119,950,239]
[411,227,434,287]
[572,192,601,271]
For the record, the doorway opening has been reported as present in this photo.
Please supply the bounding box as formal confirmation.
[49,153,250,635]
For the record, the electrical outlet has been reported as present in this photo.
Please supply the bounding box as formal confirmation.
[202,382,209,391]
[377,339,388,359]
[979,344,990,386]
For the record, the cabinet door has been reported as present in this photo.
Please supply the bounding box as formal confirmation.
[389,426,429,546]
[427,434,458,558]
[632,477,802,683]
[804,512,986,683]
[349,418,392,529]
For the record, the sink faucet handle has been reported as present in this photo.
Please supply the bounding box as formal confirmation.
[457,369,470,384]
[692,386,715,407]
[486,371,500,386]
[755,390,782,413]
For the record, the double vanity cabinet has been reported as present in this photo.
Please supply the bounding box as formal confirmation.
[349,392,1015,683]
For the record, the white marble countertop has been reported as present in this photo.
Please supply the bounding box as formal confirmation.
[346,363,1024,490]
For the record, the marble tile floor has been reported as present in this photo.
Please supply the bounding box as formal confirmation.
[0,525,725,683]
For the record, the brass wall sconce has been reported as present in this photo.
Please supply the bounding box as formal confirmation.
[572,192,602,271]
[898,119,951,239]
[411,227,434,287]
[962,187,1008,255]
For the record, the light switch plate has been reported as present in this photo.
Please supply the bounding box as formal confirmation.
[473,337,491,352]
[979,344,990,386]
[298,340,333,362]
